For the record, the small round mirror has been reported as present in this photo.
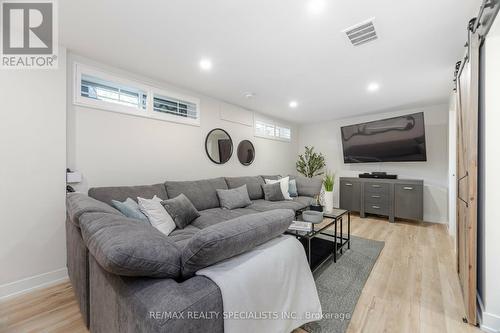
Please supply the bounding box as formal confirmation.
[205,129,233,164]
[237,140,255,166]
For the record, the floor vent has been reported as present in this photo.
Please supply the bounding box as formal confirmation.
[343,18,378,46]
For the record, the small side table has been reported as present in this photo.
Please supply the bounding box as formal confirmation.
[322,208,350,262]
[291,207,351,266]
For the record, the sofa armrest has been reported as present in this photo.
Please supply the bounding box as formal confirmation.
[66,192,122,227]
[80,212,182,279]
[181,209,294,278]
[89,255,223,333]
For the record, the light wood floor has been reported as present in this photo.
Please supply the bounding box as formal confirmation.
[0,215,481,333]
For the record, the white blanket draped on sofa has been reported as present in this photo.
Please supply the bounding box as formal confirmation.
[196,235,322,333]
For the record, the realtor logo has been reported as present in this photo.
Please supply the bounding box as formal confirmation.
[1,0,58,68]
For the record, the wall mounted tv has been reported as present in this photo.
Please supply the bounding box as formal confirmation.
[341,112,427,163]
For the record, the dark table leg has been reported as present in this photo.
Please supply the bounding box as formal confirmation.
[334,217,337,263]
[340,216,343,254]
[348,211,351,249]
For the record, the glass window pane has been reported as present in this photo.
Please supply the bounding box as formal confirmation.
[80,74,146,110]
[153,94,197,119]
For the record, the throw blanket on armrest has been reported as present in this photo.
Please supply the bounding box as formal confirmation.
[196,235,322,333]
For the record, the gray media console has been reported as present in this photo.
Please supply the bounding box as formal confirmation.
[339,177,423,223]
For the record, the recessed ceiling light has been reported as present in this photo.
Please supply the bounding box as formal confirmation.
[307,0,326,15]
[367,82,380,92]
[244,92,255,99]
[289,101,298,108]
[199,58,212,71]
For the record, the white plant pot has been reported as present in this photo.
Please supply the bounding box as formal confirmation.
[324,190,334,212]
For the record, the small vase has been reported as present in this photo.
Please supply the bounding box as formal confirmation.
[324,190,334,212]
[319,187,326,206]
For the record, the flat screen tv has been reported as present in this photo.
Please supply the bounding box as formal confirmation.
[341,112,427,163]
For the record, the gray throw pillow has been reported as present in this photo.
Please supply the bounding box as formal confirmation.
[161,194,200,229]
[216,185,252,210]
[112,197,149,223]
[288,179,298,197]
[262,182,285,201]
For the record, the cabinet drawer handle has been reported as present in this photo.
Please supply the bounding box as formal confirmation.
[345,183,353,186]
[372,205,380,209]
[403,187,414,190]
[371,195,381,198]
[371,185,381,188]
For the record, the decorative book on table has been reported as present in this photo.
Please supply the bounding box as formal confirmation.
[288,221,312,232]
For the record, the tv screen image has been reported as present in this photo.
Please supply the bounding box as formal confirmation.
[341,112,427,163]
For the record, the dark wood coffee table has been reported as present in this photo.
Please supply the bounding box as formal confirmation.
[287,207,351,271]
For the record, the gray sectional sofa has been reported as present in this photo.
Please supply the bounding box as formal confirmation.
[65,175,321,332]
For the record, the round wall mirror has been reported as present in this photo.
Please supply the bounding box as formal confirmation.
[237,140,255,166]
[205,129,233,164]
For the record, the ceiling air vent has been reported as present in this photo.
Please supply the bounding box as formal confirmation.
[343,18,378,46]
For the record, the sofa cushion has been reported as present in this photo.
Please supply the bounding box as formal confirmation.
[248,199,306,212]
[262,183,285,201]
[88,184,168,206]
[165,177,228,211]
[289,175,322,197]
[161,194,201,229]
[260,174,281,181]
[66,192,122,227]
[190,207,257,229]
[79,212,181,279]
[293,196,316,207]
[167,225,202,249]
[217,185,252,209]
[180,209,294,278]
[224,176,265,200]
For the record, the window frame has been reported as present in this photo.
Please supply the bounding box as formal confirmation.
[73,63,201,126]
[254,117,292,142]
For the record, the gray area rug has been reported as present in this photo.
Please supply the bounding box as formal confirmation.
[302,236,385,333]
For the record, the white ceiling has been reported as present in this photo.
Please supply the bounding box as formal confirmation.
[60,0,480,123]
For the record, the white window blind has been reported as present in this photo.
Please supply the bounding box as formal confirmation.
[276,126,291,140]
[153,94,198,119]
[255,119,291,141]
[81,74,147,111]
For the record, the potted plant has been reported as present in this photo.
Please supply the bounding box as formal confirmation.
[323,171,335,212]
[296,146,326,212]
[296,146,326,178]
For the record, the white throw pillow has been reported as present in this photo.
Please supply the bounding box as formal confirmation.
[265,176,292,200]
[138,196,176,236]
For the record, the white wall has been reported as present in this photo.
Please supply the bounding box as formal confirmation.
[478,16,500,333]
[67,53,299,191]
[298,104,449,223]
[0,49,67,299]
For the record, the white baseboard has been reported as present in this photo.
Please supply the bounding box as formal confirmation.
[0,268,68,301]
[480,312,500,333]
[478,294,500,333]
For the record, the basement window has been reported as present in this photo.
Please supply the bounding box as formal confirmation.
[153,94,198,120]
[255,119,291,141]
[81,74,147,111]
[74,63,200,126]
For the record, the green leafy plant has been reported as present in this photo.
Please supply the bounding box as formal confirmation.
[323,171,334,192]
[296,146,326,178]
